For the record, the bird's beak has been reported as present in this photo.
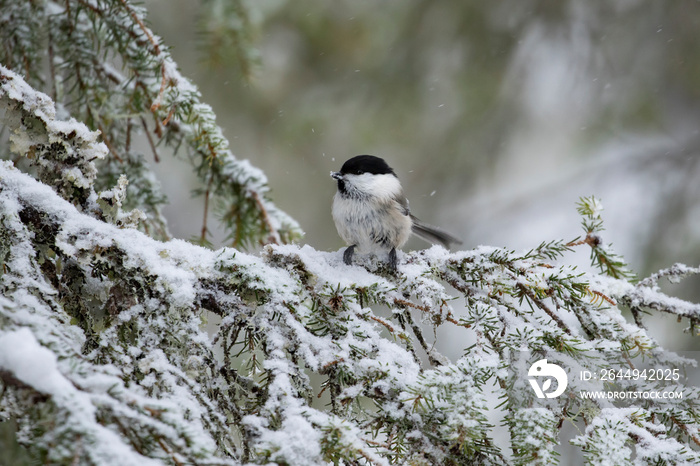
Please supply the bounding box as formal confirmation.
[330,171,343,180]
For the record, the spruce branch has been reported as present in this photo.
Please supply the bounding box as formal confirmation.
[0,0,301,247]
[73,0,301,247]
[2,163,700,464]
[570,196,635,281]
[0,64,106,213]
[2,14,700,460]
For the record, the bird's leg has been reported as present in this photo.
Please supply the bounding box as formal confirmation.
[388,247,398,272]
[343,245,356,265]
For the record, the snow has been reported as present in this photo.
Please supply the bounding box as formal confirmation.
[3,1,700,461]
[591,269,700,319]
[0,160,233,462]
[2,140,700,463]
[1,157,416,460]
[0,328,73,396]
[573,408,700,465]
[0,329,162,465]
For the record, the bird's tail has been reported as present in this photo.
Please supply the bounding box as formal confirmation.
[410,215,462,249]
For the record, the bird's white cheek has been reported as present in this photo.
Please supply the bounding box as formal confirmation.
[348,173,403,200]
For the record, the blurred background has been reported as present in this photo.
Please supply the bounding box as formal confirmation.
[142,0,700,349]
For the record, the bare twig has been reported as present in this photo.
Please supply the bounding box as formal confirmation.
[140,116,160,163]
[250,190,280,245]
[201,174,215,243]
[566,234,602,248]
[517,283,573,335]
[117,0,161,54]
[369,315,396,333]
[97,122,123,162]
[590,289,616,306]
[671,416,700,448]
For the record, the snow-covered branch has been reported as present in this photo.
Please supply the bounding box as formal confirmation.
[2,2,700,464]
[0,64,106,212]
[1,157,699,463]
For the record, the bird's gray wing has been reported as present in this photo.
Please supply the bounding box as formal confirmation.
[393,193,411,216]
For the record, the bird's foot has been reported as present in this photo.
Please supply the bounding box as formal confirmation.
[343,245,356,265]
[388,248,398,272]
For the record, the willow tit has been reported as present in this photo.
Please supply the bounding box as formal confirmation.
[331,155,462,270]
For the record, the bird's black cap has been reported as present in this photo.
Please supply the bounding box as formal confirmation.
[339,155,396,176]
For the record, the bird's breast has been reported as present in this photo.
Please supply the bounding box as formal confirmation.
[332,193,412,253]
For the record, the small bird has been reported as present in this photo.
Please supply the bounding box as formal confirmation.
[331,155,462,270]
